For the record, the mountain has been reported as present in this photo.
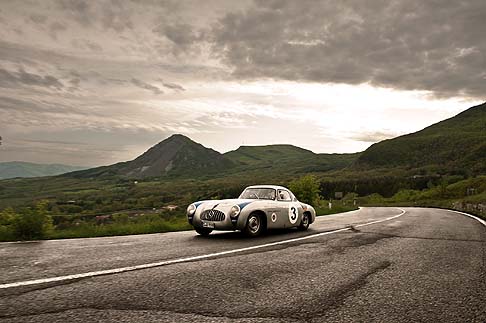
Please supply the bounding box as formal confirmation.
[355,102,486,173]
[225,145,359,173]
[225,145,315,165]
[68,134,234,179]
[65,102,486,180]
[0,161,87,180]
[68,136,359,180]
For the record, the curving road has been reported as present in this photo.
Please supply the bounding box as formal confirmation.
[0,207,485,322]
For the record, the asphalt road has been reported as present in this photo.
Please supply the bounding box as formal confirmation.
[0,207,485,322]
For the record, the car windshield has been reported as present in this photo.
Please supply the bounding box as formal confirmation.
[239,188,276,200]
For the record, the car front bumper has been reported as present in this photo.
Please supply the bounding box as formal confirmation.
[191,212,242,231]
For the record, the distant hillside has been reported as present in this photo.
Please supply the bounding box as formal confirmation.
[67,136,359,180]
[225,145,315,165]
[355,102,486,173]
[68,134,235,179]
[225,145,359,173]
[0,162,87,180]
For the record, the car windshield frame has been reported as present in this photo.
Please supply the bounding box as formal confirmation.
[239,188,277,200]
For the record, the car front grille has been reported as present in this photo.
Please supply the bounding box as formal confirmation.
[201,209,226,221]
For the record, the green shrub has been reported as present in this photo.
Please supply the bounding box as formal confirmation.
[289,175,321,205]
[391,189,420,202]
[0,225,15,241]
[12,201,53,240]
[360,193,385,204]
[0,207,16,225]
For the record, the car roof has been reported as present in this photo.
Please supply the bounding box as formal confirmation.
[245,185,290,191]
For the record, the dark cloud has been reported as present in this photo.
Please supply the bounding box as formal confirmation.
[131,78,163,94]
[153,22,201,54]
[0,68,63,89]
[163,23,198,45]
[211,0,486,99]
[157,79,185,91]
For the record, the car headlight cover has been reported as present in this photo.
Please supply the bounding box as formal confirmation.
[186,204,197,216]
[229,205,241,218]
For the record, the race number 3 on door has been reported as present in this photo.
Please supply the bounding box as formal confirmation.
[289,205,298,224]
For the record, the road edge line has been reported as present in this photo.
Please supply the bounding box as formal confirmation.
[446,209,486,227]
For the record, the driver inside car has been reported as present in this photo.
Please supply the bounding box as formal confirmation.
[267,190,276,200]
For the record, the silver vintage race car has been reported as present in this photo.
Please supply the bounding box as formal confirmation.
[186,185,316,237]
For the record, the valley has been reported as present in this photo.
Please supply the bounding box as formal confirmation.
[0,102,485,241]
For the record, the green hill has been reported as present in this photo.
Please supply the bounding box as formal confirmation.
[225,144,315,165]
[67,134,234,179]
[0,161,87,180]
[67,136,359,180]
[225,145,359,174]
[355,102,486,174]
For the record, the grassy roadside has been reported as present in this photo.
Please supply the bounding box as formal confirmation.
[1,204,359,242]
[48,217,192,240]
[357,176,486,221]
[315,204,359,216]
[0,216,192,242]
[361,200,486,221]
[0,205,193,242]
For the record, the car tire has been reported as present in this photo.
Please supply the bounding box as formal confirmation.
[195,227,213,236]
[298,212,310,231]
[243,213,264,237]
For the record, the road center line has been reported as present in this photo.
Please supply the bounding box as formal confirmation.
[0,208,406,290]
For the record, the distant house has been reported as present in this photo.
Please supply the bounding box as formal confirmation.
[95,215,111,224]
[163,205,178,211]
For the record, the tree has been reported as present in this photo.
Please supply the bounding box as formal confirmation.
[0,207,16,241]
[289,175,321,205]
[0,207,16,225]
[12,201,53,240]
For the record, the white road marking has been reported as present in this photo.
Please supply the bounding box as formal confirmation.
[0,208,406,290]
[447,209,486,227]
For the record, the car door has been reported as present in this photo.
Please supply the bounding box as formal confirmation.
[276,189,302,228]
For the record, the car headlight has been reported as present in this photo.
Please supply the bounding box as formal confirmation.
[186,204,197,216]
[229,205,241,218]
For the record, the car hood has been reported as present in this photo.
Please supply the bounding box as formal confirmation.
[195,199,257,210]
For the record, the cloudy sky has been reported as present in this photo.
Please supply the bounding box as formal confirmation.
[0,0,484,166]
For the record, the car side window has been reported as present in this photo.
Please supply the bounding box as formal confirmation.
[277,190,292,201]
[290,193,298,202]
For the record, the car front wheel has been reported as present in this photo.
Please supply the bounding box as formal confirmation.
[244,213,264,237]
[298,212,310,231]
